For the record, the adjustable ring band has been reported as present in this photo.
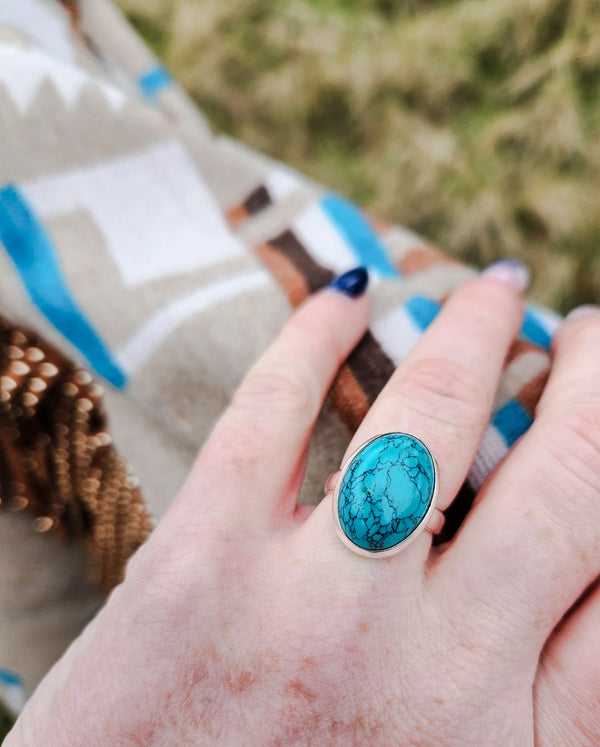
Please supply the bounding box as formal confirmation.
[325,432,442,558]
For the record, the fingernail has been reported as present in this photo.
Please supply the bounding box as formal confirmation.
[565,304,600,322]
[482,259,530,293]
[328,266,369,298]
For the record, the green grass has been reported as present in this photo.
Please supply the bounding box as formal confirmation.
[116,0,600,312]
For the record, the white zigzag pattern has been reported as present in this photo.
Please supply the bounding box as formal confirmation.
[0,44,126,113]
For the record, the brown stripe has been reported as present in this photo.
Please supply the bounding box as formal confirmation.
[255,243,309,308]
[226,204,249,229]
[244,185,272,215]
[516,367,550,416]
[267,230,396,407]
[270,230,335,293]
[345,331,396,407]
[506,338,540,364]
[399,246,459,275]
[57,0,80,25]
[328,364,370,432]
[260,229,396,428]
[226,186,272,228]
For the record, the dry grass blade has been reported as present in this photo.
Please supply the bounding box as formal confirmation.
[116,0,600,312]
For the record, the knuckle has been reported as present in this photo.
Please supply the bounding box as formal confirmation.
[543,404,600,496]
[556,311,600,349]
[570,311,600,335]
[563,404,600,449]
[397,358,487,428]
[233,364,318,417]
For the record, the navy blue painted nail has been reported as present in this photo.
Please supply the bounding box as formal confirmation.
[329,267,369,298]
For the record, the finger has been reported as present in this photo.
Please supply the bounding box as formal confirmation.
[308,263,526,566]
[176,268,370,529]
[535,578,600,745]
[431,307,600,660]
[348,268,526,511]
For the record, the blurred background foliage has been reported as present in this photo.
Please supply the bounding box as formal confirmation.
[116,0,600,312]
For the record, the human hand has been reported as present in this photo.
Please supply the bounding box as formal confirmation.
[8,267,600,745]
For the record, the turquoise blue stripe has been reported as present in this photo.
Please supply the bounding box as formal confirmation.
[405,296,441,331]
[0,186,126,388]
[320,195,400,278]
[493,400,532,447]
[521,308,552,349]
[0,670,21,688]
[139,67,173,99]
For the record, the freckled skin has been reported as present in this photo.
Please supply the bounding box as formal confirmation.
[286,678,317,703]
[9,284,600,746]
[227,669,257,695]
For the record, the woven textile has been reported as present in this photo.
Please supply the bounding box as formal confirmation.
[0,0,559,703]
[0,315,152,591]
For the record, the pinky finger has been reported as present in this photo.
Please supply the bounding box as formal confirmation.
[535,579,600,745]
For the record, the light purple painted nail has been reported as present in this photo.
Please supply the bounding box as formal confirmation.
[482,259,530,293]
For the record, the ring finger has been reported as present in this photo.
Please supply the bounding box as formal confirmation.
[308,262,527,568]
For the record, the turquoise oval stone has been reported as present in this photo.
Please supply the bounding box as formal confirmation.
[337,433,436,552]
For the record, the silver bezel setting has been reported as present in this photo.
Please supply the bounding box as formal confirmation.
[331,432,440,558]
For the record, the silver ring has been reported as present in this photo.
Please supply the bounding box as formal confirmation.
[326,432,442,558]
